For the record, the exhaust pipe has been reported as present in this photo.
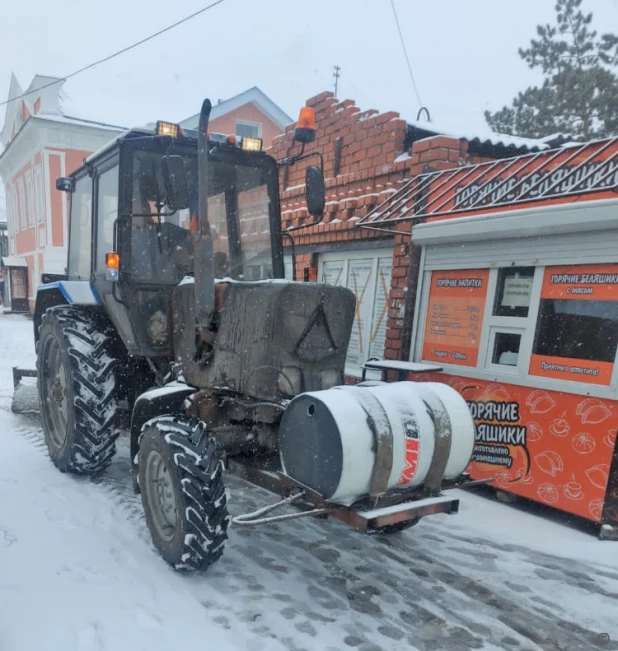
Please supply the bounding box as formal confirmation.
[194,99,215,333]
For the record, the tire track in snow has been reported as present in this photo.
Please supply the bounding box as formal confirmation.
[8,414,618,651]
[11,419,151,544]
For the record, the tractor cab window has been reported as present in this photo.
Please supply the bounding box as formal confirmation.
[130,150,194,284]
[127,148,278,284]
[67,176,92,281]
[207,159,275,281]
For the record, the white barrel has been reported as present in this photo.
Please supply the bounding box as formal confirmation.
[279,381,474,506]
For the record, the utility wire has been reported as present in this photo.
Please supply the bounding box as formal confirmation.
[389,0,423,110]
[0,0,225,109]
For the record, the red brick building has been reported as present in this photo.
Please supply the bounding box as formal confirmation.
[270,91,552,379]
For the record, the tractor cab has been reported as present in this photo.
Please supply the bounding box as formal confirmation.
[54,124,285,359]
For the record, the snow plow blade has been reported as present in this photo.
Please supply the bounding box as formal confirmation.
[11,367,40,414]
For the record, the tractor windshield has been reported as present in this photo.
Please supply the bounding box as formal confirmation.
[129,147,280,285]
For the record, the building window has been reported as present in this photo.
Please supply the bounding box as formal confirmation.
[483,266,539,373]
[236,120,262,139]
[5,186,13,233]
[34,165,44,224]
[533,300,618,364]
[492,267,535,318]
[17,179,26,231]
[489,327,524,367]
[10,187,18,233]
[26,171,35,228]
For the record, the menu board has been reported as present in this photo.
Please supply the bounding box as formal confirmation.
[421,269,490,367]
[346,259,374,366]
[368,258,392,359]
[537,264,618,301]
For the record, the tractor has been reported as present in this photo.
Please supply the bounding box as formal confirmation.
[28,99,477,571]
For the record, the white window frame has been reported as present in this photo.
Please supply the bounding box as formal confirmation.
[235,120,262,139]
[484,325,527,374]
[34,165,44,224]
[318,248,393,378]
[413,263,618,400]
[476,267,543,375]
[17,178,26,231]
[26,170,35,228]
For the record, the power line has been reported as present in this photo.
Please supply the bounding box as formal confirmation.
[389,0,423,110]
[0,0,225,109]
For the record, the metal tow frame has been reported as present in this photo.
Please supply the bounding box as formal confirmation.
[224,459,490,532]
[13,367,37,389]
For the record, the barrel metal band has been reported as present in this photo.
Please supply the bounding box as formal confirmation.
[355,388,394,497]
[421,392,453,494]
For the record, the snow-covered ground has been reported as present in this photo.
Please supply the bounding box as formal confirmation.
[1,310,617,651]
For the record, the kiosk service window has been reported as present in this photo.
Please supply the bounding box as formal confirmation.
[419,263,618,395]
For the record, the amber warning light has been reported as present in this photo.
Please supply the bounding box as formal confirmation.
[294,107,316,144]
[105,252,120,281]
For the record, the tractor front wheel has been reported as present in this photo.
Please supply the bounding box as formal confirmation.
[138,417,229,571]
[37,306,120,473]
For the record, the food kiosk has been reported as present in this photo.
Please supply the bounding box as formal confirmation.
[368,137,618,538]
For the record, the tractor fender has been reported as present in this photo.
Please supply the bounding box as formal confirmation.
[33,281,101,344]
[33,285,68,344]
[129,384,195,493]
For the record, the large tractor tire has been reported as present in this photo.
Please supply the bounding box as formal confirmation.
[138,417,229,571]
[37,306,121,474]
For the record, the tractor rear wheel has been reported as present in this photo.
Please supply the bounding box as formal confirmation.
[138,417,229,571]
[37,306,121,473]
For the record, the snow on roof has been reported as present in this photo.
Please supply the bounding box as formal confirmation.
[2,256,28,267]
[37,114,126,132]
[406,118,549,154]
[84,127,151,164]
[180,87,293,130]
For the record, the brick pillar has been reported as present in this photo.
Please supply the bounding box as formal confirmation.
[383,136,468,363]
[384,231,409,360]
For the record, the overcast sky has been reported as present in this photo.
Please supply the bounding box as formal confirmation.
[1,0,618,218]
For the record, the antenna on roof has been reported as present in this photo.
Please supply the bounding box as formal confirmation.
[333,65,341,98]
[416,106,431,122]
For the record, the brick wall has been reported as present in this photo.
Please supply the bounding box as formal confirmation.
[268,91,471,368]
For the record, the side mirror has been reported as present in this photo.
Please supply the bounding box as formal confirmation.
[56,177,72,192]
[161,155,190,212]
[305,165,325,217]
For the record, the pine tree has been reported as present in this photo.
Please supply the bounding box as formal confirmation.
[485,0,618,140]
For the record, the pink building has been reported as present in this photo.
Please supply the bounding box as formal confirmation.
[0,74,124,311]
[180,87,291,148]
[0,79,290,312]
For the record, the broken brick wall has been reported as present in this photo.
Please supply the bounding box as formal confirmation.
[268,91,472,374]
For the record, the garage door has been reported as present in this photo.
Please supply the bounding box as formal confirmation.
[318,249,393,377]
